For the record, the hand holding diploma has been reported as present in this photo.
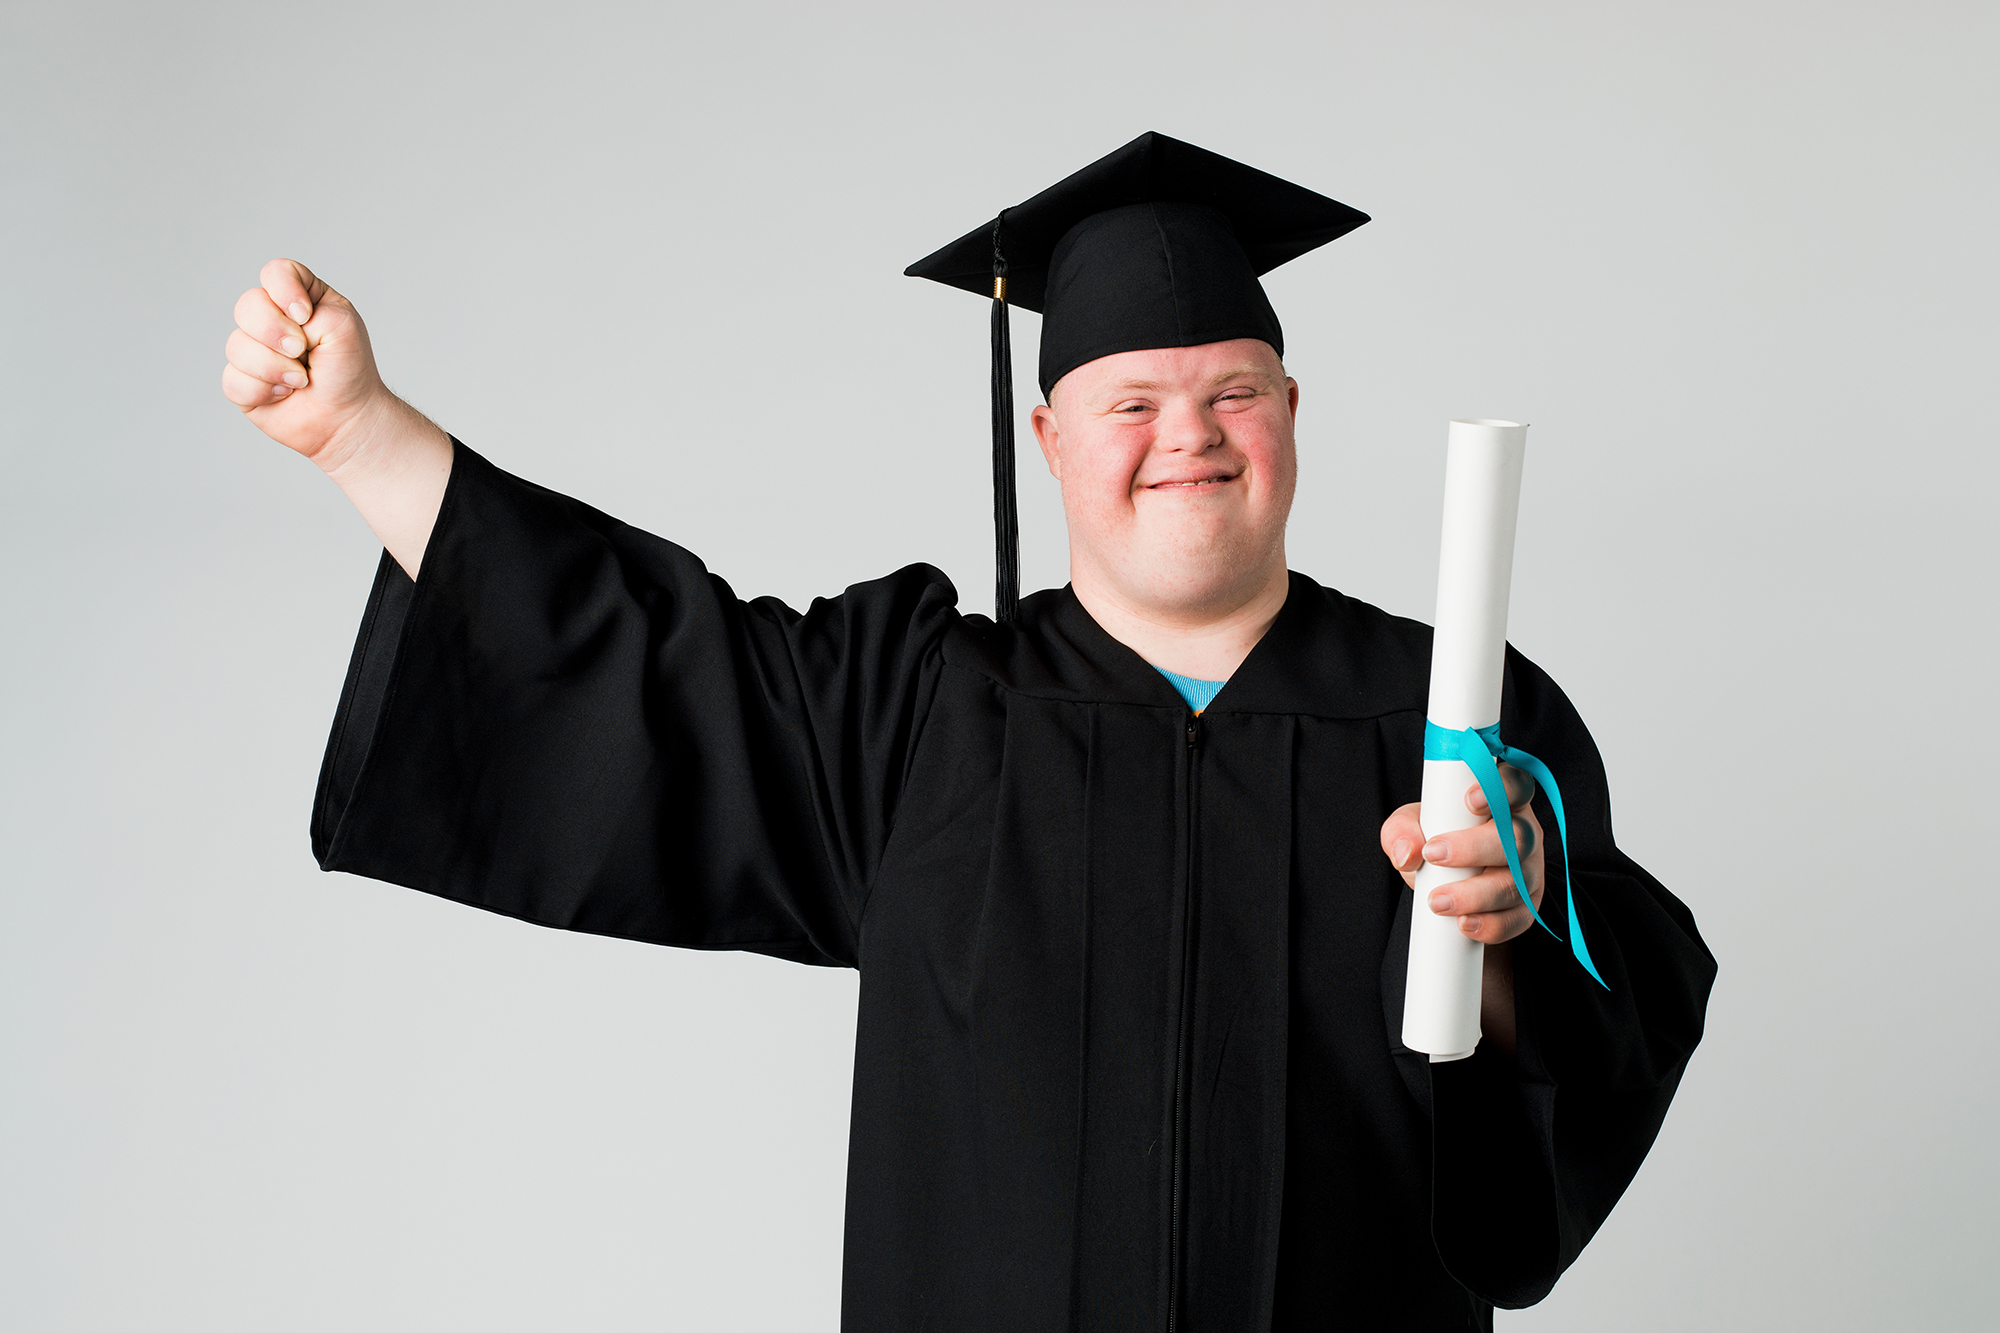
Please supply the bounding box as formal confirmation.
[1379,767,1545,1054]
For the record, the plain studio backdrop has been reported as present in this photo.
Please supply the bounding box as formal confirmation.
[2,1,1993,1328]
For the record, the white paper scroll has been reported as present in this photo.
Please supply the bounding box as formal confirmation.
[1402,419,1528,1062]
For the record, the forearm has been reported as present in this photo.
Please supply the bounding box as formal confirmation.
[320,395,453,579]
[1481,940,1516,1057]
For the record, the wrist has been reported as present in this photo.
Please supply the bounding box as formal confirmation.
[317,393,453,579]
[318,392,433,485]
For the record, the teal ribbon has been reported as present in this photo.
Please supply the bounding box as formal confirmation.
[1422,721,1608,989]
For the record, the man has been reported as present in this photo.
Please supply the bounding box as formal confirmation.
[221,134,1713,1330]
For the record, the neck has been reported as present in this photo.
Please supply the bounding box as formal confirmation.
[1070,558,1291,681]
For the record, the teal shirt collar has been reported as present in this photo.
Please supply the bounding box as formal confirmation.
[1153,666,1226,713]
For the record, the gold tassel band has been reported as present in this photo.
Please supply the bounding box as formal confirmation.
[992,275,1007,301]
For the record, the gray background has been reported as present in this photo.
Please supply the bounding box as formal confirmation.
[3,1,1993,1327]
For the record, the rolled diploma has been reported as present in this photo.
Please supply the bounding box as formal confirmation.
[1402,419,1528,1062]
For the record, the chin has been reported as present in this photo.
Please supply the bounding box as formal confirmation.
[1075,511,1288,616]
[1130,551,1271,616]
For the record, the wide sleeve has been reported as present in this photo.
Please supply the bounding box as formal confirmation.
[1427,647,1718,1306]
[310,441,958,968]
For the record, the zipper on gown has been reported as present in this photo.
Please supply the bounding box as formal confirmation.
[1167,710,1200,1332]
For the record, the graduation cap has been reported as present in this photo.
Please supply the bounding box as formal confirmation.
[906,130,1369,621]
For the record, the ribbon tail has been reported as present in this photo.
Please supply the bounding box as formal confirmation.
[1499,744,1609,990]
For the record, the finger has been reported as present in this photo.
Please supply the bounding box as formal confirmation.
[260,257,331,330]
[222,361,294,409]
[1425,865,1540,920]
[225,328,308,388]
[1424,808,1538,869]
[1456,903,1534,945]
[1380,802,1426,875]
[1466,763,1537,817]
[234,286,307,359]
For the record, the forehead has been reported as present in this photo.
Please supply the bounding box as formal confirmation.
[1053,338,1285,405]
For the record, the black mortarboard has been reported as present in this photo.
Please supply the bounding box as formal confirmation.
[906,131,1369,621]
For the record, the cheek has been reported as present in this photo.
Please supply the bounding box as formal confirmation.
[1063,441,1147,516]
[1241,429,1297,499]
[1268,448,1299,501]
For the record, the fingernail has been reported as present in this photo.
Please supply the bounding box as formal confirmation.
[1460,916,1481,936]
[281,336,305,357]
[282,371,307,388]
[270,384,292,397]
[1392,839,1411,868]
[1428,891,1454,914]
[1423,838,1447,864]
[288,302,310,323]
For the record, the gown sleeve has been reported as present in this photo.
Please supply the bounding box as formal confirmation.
[310,441,958,968]
[1426,647,1719,1307]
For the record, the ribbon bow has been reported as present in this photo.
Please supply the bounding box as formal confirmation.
[1423,721,1608,989]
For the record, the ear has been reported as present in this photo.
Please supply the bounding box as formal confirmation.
[1286,377,1300,422]
[1030,403,1063,481]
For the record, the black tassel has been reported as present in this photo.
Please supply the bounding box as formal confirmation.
[989,216,1020,623]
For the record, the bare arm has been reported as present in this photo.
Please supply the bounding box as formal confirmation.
[221,259,452,578]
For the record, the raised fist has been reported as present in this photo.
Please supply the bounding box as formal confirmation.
[222,258,452,575]
[221,259,391,471]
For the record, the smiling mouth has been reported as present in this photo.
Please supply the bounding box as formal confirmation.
[1146,475,1238,490]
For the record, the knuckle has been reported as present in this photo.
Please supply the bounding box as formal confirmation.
[225,332,272,374]
[1480,872,1523,911]
[237,295,285,339]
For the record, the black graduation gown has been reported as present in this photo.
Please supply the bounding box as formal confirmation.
[313,443,1715,1332]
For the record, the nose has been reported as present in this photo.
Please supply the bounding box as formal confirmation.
[1156,399,1223,455]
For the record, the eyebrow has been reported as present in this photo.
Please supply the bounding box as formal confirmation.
[1104,367,1273,394]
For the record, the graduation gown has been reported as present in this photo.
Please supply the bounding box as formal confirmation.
[313,443,1715,1332]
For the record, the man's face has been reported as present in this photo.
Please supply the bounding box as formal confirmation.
[1030,338,1299,623]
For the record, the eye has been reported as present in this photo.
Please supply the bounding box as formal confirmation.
[1112,400,1155,415]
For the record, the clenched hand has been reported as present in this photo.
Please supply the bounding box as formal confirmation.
[222,259,452,576]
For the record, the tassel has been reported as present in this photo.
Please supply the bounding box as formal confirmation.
[990,216,1020,623]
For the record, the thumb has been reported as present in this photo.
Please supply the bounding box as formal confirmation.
[1380,801,1425,875]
